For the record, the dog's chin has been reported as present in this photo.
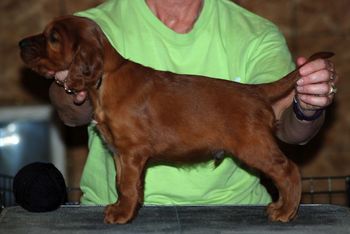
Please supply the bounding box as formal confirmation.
[38,69,68,81]
[29,65,55,79]
[44,70,56,79]
[29,69,53,79]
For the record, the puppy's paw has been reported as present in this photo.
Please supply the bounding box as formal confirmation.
[266,202,298,222]
[103,204,133,224]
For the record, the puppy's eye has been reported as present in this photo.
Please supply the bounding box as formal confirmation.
[49,31,59,43]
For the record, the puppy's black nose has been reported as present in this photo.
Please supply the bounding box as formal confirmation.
[19,39,30,49]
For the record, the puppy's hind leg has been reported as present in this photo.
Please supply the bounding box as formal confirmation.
[228,133,301,222]
[264,154,301,222]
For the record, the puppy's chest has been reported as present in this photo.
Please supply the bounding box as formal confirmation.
[92,86,150,147]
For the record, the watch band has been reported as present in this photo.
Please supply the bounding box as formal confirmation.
[292,97,324,121]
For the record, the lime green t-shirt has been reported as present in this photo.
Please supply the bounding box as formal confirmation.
[76,0,294,205]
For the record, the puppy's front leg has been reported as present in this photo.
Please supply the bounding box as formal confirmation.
[104,154,148,224]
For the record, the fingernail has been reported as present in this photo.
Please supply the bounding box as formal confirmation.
[299,95,306,101]
[299,66,308,75]
[297,86,303,92]
[297,79,303,85]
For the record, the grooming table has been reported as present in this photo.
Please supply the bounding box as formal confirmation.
[1,205,349,233]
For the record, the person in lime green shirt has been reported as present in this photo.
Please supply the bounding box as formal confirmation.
[49,0,337,206]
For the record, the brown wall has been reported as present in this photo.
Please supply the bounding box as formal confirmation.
[1,0,349,203]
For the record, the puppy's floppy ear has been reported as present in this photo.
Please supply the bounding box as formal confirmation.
[65,39,104,92]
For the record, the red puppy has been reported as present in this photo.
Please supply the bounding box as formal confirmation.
[19,15,333,224]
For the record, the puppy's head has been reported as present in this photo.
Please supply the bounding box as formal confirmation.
[19,16,104,92]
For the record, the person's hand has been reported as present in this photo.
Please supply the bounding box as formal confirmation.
[54,70,88,105]
[295,56,338,112]
[49,70,93,127]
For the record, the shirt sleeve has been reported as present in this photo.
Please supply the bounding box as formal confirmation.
[244,26,295,84]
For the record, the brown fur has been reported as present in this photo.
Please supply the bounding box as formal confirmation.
[19,16,333,224]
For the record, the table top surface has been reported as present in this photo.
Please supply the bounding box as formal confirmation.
[1,204,350,234]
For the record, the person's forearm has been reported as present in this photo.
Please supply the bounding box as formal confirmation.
[49,83,93,127]
[276,105,325,145]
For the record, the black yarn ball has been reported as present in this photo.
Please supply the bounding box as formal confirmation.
[13,162,67,212]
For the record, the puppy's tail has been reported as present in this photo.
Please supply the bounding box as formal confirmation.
[258,51,334,103]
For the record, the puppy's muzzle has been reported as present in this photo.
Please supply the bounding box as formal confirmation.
[19,35,46,62]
